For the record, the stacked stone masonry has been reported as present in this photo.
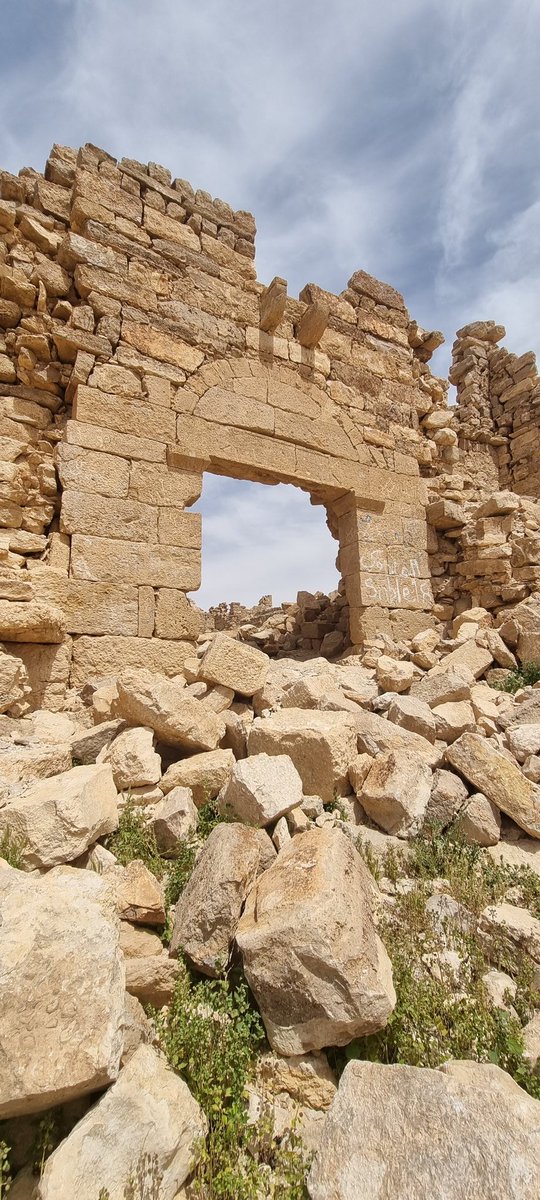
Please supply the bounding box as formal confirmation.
[0,142,539,706]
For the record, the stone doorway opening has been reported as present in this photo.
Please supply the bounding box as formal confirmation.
[190,473,347,657]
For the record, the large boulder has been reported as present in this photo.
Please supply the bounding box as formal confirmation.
[115,669,225,751]
[0,764,118,868]
[198,632,269,696]
[170,823,261,975]
[357,748,432,838]
[38,1044,206,1200]
[219,753,303,827]
[0,864,125,1118]
[307,1059,540,1199]
[103,726,161,790]
[236,827,395,1055]
[0,645,31,716]
[446,732,540,838]
[248,710,358,803]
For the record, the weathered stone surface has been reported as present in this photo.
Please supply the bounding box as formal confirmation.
[426,768,468,828]
[103,726,161,790]
[455,791,501,846]
[125,954,181,1007]
[387,694,436,742]
[236,827,395,1055]
[170,823,261,975]
[430,642,492,680]
[115,668,225,750]
[154,588,205,640]
[199,633,269,696]
[71,719,125,764]
[446,732,540,839]
[248,709,358,803]
[152,787,198,853]
[71,635,193,685]
[375,655,415,693]
[38,1044,206,1200]
[432,699,476,743]
[0,600,65,643]
[358,748,432,838]
[219,753,303,827]
[480,901,540,967]
[0,645,31,715]
[160,747,234,805]
[0,741,73,798]
[307,1059,540,1200]
[0,865,124,1118]
[111,860,166,926]
[0,764,118,867]
[411,667,473,707]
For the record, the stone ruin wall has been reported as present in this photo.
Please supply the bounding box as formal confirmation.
[1,141,539,709]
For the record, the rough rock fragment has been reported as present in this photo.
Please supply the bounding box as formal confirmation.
[0,763,118,867]
[0,865,124,1118]
[446,731,540,838]
[159,747,234,804]
[152,787,198,853]
[170,823,261,975]
[219,752,303,827]
[307,1059,540,1200]
[199,632,269,696]
[358,748,432,838]
[236,827,395,1055]
[115,668,225,750]
[38,1044,206,1200]
[248,709,358,803]
[103,725,161,789]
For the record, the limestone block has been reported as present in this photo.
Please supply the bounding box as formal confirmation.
[354,707,441,767]
[170,823,262,975]
[61,488,158,542]
[480,902,540,967]
[160,748,234,805]
[38,1044,206,1200]
[103,726,162,790]
[152,787,198,853]
[30,568,139,636]
[219,753,303,827]
[446,732,540,838]
[359,748,432,837]
[248,709,358,802]
[307,1059,540,1200]
[0,646,31,715]
[455,792,501,846]
[199,633,269,696]
[122,320,204,371]
[73,384,176,442]
[143,205,199,248]
[432,700,477,743]
[65,418,167,464]
[56,442,130,498]
[426,768,468,828]
[410,668,473,708]
[236,827,395,1055]
[125,954,182,1007]
[430,642,492,680]
[119,922,163,959]
[0,764,118,868]
[375,655,415,693]
[0,599,65,643]
[0,865,124,1118]
[5,640,72,712]
[70,635,194,686]
[70,534,200,589]
[74,262,157,311]
[128,461,202,507]
[157,508,201,548]
[387,695,436,743]
[154,589,204,640]
[111,860,166,926]
[115,668,225,750]
[506,724,540,763]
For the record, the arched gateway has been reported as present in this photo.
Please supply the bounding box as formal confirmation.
[0,142,442,703]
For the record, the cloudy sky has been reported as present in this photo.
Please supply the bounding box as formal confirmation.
[2,0,538,606]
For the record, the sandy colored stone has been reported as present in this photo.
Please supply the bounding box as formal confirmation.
[103,726,162,790]
[170,822,262,975]
[522,1011,540,1072]
[432,699,477,743]
[0,764,118,867]
[426,768,468,828]
[307,1059,540,1200]
[507,724,540,763]
[410,668,473,708]
[387,694,436,742]
[0,741,73,798]
[199,633,269,696]
[38,1044,206,1200]
[0,646,31,715]
[111,860,166,926]
[430,642,492,680]
[358,748,432,838]
[248,709,358,803]
[71,719,125,764]
[70,635,193,686]
[119,921,163,958]
[455,792,501,846]
[236,827,395,1055]
[155,589,205,639]
[219,752,303,827]
[0,865,124,1119]
[375,655,415,693]
[115,668,225,750]
[125,954,182,1007]
[160,748,234,805]
[446,732,540,838]
[70,533,200,590]
[480,901,540,966]
[0,600,65,643]
[256,1051,337,1111]
[152,787,198,853]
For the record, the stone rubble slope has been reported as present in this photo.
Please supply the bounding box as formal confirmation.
[2,615,540,1191]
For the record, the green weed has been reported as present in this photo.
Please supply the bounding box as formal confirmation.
[0,829,26,870]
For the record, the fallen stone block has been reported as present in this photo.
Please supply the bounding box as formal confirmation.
[160,747,234,805]
[446,731,540,838]
[198,632,269,696]
[218,752,303,827]
[0,763,118,867]
[358,748,432,838]
[115,668,225,750]
[248,709,358,803]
